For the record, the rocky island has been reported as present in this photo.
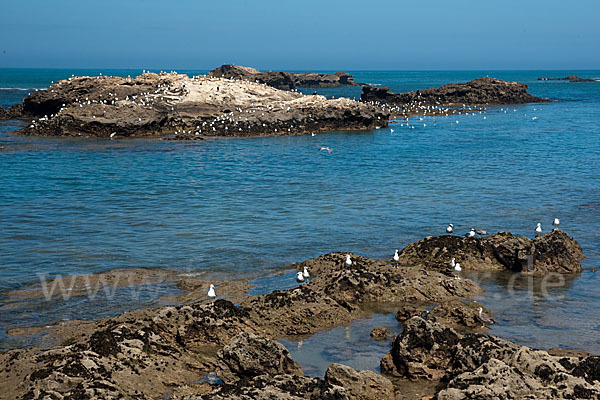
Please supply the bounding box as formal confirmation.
[209,64,360,90]
[0,229,591,400]
[361,77,549,107]
[0,72,387,139]
[538,75,597,82]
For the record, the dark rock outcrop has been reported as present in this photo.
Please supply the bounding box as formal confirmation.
[209,64,360,90]
[9,72,387,138]
[381,317,600,399]
[396,229,584,274]
[216,332,304,384]
[361,77,548,106]
[538,75,597,82]
[0,104,25,120]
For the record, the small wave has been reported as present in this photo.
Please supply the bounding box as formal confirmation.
[365,83,383,86]
[0,87,44,91]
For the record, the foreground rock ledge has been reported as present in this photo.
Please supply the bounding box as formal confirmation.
[361,77,549,106]
[1,72,388,138]
[381,317,600,399]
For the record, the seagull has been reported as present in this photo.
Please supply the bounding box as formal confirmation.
[465,228,476,238]
[477,307,495,325]
[393,249,400,262]
[207,284,216,298]
[345,254,353,266]
[303,266,310,278]
[446,223,454,234]
[454,262,462,279]
[319,146,332,154]
[475,229,488,236]
[296,271,305,282]
[553,218,560,226]
[448,257,456,269]
[110,132,117,138]
[535,223,542,237]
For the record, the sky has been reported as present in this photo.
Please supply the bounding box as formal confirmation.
[1,0,599,70]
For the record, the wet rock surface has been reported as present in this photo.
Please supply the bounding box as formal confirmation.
[382,317,600,399]
[396,229,584,274]
[5,72,387,138]
[361,77,548,106]
[209,64,360,90]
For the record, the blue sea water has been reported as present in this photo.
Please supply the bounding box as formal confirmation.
[0,69,599,355]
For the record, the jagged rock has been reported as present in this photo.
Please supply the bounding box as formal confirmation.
[209,64,360,90]
[0,103,25,120]
[216,332,304,384]
[395,305,428,323]
[428,300,493,329]
[382,317,600,399]
[193,374,349,400]
[396,229,583,274]
[325,363,400,400]
[538,75,597,82]
[12,72,387,138]
[361,77,548,106]
[370,327,394,340]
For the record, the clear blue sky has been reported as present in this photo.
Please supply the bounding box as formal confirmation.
[1,0,599,70]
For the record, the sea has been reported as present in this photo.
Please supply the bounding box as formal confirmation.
[0,69,599,374]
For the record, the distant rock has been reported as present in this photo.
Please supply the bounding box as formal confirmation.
[209,64,360,90]
[381,317,600,399]
[361,77,548,106]
[538,75,597,82]
[7,72,386,138]
[395,229,584,274]
[0,103,25,120]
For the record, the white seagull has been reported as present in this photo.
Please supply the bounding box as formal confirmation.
[448,257,456,269]
[345,254,353,266]
[535,223,542,237]
[454,262,462,279]
[319,146,332,154]
[446,223,454,234]
[393,249,400,262]
[207,284,216,298]
[465,228,476,238]
[303,266,310,279]
[553,218,560,227]
[296,271,305,282]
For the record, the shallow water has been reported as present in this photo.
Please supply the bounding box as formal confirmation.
[0,69,599,355]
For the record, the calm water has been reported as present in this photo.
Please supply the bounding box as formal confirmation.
[0,69,599,355]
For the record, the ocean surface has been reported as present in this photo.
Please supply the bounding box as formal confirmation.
[0,69,599,366]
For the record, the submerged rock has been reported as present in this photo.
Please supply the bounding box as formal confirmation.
[382,317,600,399]
[209,64,360,90]
[361,77,548,106]
[396,229,584,274]
[9,72,387,138]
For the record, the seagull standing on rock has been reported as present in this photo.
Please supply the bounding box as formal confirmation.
[446,224,454,234]
[296,271,305,282]
[465,228,476,238]
[454,262,462,279]
[393,249,400,262]
[345,255,353,266]
[207,284,216,298]
[303,266,310,279]
[553,218,560,227]
[535,223,542,237]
